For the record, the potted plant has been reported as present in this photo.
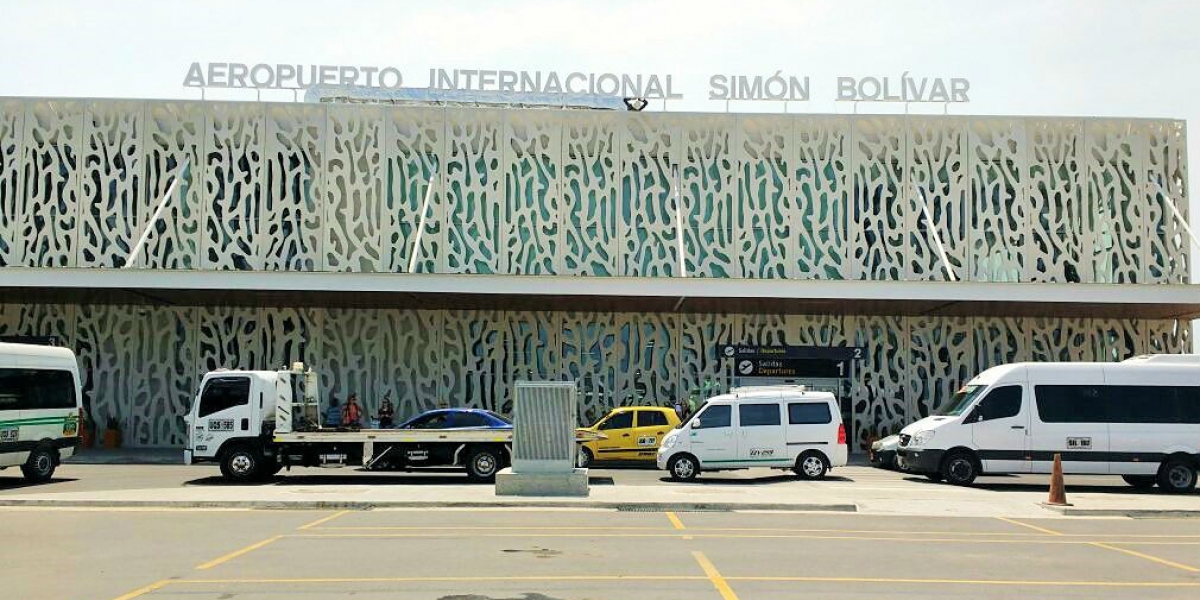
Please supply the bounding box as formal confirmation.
[79,411,94,449]
[102,414,122,449]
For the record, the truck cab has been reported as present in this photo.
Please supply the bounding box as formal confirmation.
[184,369,284,479]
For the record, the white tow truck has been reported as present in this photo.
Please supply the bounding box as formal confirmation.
[184,363,603,482]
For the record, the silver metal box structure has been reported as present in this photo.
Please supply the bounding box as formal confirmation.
[511,381,577,473]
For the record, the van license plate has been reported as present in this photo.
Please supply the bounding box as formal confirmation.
[0,428,16,443]
[1066,437,1092,450]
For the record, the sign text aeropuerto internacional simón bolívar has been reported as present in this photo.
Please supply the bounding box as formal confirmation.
[182,62,972,103]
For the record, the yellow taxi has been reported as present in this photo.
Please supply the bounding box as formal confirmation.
[577,406,681,467]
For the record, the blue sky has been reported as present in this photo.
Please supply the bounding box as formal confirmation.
[2,0,1197,284]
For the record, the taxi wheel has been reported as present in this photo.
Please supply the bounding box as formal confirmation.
[668,454,699,482]
[577,447,594,469]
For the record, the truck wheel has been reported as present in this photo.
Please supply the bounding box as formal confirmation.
[1121,475,1156,489]
[577,447,593,468]
[795,451,829,480]
[21,446,57,483]
[220,445,263,483]
[940,451,980,486]
[1156,458,1198,494]
[668,454,699,482]
[466,448,500,482]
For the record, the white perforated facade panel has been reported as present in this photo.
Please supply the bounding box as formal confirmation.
[511,381,577,472]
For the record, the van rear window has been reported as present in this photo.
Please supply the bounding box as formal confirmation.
[788,403,832,424]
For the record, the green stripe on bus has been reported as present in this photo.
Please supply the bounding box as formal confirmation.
[0,417,72,427]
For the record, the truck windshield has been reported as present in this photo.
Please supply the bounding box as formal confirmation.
[935,384,986,416]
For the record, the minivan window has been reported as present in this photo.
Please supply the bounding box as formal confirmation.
[197,377,251,418]
[739,403,781,426]
[936,385,985,416]
[692,405,731,429]
[1035,384,1200,424]
[0,368,77,411]
[788,402,832,425]
[973,386,1022,421]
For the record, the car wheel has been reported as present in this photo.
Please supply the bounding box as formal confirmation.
[21,446,57,483]
[668,454,699,482]
[795,451,829,480]
[220,445,263,483]
[577,447,593,469]
[1121,475,1156,489]
[1156,458,1198,494]
[941,451,980,486]
[466,448,501,482]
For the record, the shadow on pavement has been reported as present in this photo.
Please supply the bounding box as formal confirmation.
[0,477,78,490]
[184,471,617,487]
[656,474,849,485]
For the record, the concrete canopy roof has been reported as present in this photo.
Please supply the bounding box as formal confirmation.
[2,269,1198,320]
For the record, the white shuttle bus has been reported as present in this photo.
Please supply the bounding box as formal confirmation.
[0,342,83,483]
[657,386,848,481]
[898,355,1200,492]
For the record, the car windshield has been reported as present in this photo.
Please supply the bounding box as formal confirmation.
[935,384,986,416]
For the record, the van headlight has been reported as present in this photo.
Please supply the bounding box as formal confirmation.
[912,430,936,447]
[662,432,679,448]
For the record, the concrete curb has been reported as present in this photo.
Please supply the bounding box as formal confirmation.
[1040,505,1200,518]
[0,498,858,512]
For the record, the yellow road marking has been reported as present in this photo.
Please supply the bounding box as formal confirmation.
[309,524,1200,539]
[173,575,709,583]
[995,517,1064,536]
[106,580,171,600]
[691,552,738,600]
[285,532,1200,545]
[666,512,686,530]
[1089,542,1200,573]
[297,510,350,530]
[725,576,1198,587]
[195,535,283,570]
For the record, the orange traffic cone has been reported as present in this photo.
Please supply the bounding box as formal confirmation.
[1044,453,1072,506]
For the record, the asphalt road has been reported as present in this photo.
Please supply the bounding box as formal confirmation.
[2,505,1197,600]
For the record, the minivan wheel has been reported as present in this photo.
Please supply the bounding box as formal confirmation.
[1156,459,1198,494]
[795,452,829,480]
[668,454,699,482]
[941,452,979,486]
[21,446,57,483]
[1121,475,1157,490]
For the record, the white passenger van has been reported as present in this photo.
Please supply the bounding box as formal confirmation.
[898,355,1200,492]
[657,386,847,481]
[0,342,83,482]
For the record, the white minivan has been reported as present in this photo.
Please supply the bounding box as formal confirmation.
[657,386,848,481]
[898,355,1200,492]
[0,342,83,483]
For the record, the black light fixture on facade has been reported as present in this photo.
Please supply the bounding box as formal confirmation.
[623,97,648,111]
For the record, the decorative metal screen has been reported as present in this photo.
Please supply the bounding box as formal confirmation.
[511,381,577,472]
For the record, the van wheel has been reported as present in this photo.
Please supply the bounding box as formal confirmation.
[668,454,699,481]
[1156,458,1198,494]
[21,446,57,483]
[795,451,829,480]
[466,448,501,482]
[941,451,980,486]
[577,447,594,469]
[220,446,263,483]
[1121,475,1157,489]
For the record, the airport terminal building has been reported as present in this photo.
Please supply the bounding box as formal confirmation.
[0,95,1195,448]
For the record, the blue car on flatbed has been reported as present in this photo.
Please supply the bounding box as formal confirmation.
[395,408,512,431]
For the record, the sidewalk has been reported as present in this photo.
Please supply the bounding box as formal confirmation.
[65,448,180,465]
[6,463,1198,518]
